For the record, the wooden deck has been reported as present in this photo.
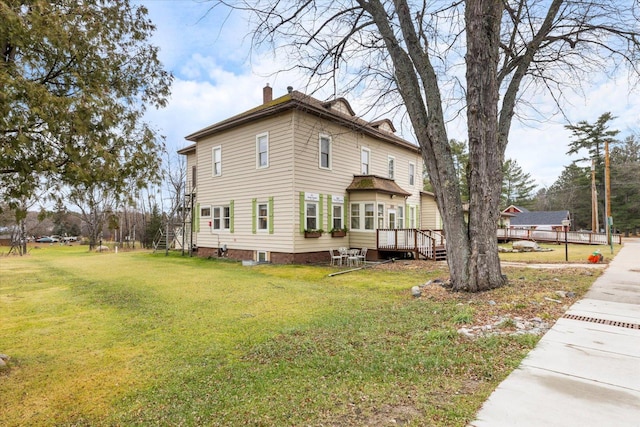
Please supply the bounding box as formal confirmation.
[376,228,621,262]
[376,229,446,260]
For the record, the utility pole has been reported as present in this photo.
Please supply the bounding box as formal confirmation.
[591,159,599,233]
[604,140,612,249]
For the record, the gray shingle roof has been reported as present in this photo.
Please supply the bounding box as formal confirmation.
[510,211,570,226]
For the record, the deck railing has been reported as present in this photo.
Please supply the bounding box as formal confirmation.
[375,228,620,261]
[497,228,621,245]
[376,229,445,259]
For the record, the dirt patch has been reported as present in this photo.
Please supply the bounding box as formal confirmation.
[372,259,600,337]
[325,403,422,426]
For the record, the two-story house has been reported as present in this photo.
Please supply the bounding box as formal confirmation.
[179,85,443,264]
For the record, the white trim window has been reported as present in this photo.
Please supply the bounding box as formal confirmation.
[409,162,415,186]
[212,146,222,176]
[213,207,221,229]
[364,203,375,230]
[350,203,360,230]
[305,202,318,230]
[258,203,268,231]
[332,204,343,230]
[223,206,231,230]
[361,148,370,174]
[256,132,269,169]
[319,134,331,169]
[388,156,395,179]
[257,251,268,262]
[200,206,211,218]
[397,206,404,228]
[409,205,416,228]
[377,203,385,229]
[212,206,231,230]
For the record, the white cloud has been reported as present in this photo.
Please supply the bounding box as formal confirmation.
[140,0,639,191]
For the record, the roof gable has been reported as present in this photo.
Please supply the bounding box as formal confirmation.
[322,98,355,116]
[502,205,529,214]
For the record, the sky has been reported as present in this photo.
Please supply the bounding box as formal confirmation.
[137,0,640,190]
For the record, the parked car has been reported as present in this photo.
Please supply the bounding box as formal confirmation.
[35,236,59,243]
[62,236,78,242]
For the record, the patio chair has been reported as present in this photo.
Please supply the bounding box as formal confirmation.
[356,247,368,265]
[329,248,343,266]
[347,248,361,267]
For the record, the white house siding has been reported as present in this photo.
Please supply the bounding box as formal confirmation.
[420,193,441,230]
[186,96,429,263]
[193,112,296,256]
[292,110,423,254]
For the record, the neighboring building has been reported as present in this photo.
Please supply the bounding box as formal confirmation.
[507,210,571,231]
[179,85,441,263]
[502,205,529,214]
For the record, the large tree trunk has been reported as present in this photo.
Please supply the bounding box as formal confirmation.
[363,0,501,291]
[462,0,506,291]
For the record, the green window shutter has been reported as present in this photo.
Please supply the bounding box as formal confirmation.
[405,204,410,228]
[327,195,332,230]
[230,200,234,233]
[252,198,257,234]
[268,196,274,234]
[344,195,349,228]
[195,203,200,232]
[299,192,305,233]
[319,194,324,231]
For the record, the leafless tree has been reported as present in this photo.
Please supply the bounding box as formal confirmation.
[211,0,640,291]
[163,150,186,221]
[66,183,118,250]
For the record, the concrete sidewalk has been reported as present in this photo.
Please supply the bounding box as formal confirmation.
[470,238,640,427]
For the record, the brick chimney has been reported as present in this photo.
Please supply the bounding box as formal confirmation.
[263,84,272,104]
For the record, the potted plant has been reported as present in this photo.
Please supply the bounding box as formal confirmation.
[304,229,324,238]
[330,227,348,237]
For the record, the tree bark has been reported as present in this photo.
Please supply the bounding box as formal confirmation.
[463,0,506,291]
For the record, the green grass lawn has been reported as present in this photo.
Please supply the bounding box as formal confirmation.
[0,244,603,426]
[498,241,621,263]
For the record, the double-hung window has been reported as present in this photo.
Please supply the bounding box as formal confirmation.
[258,203,268,231]
[332,204,343,230]
[409,206,416,228]
[350,204,360,230]
[377,203,385,229]
[397,206,404,228]
[409,162,415,186]
[305,202,318,230]
[212,146,222,176]
[212,206,230,230]
[319,134,331,169]
[256,133,269,168]
[212,207,221,229]
[388,156,395,179]
[223,206,231,229]
[364,203,374,230]
[361,148,370,174]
